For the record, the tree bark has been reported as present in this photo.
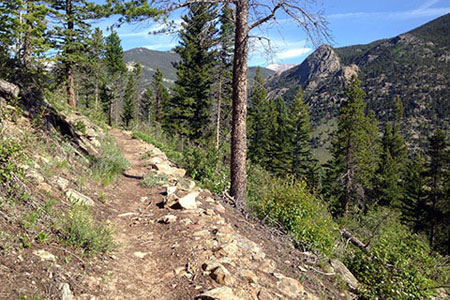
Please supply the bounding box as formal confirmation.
[66,0,76,107]
[230,0,249,205]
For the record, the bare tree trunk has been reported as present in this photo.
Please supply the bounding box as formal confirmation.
[94,81,99,109]
[343,139,352,213]
[66,0,76,107]
[230,0,249,205]
[216,74,222,149]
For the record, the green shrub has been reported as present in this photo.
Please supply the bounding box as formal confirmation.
[142,173,168,188]
[74,121,87,135]
[182,144,229,194]
[252,178,338,255]
[343,208,448,299]
[91,140,129,185]
[132,131,183,163]
[58,204,115,256]
[0,138,24,182]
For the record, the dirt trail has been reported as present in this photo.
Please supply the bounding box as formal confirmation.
[98,129,188,299]
[95,129,343,300]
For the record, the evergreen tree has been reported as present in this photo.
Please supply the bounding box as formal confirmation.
[247,67,269,164]
[17,1,51,69]
[214,3,234,148]
[288,87,313,180]
[425,129,449,252]
[104,29,126,126]
[373,96,408,206]
[152,68,169,123]
[47,0,99,106]
[400,154,427,232]
[166,3,218,141]
[121,71,136,128]
[328,76,380,213]
[140,87,153,123]
[268,97,292,176]
[85,27,106,109]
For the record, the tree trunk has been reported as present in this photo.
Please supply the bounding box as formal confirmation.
[23,1,32,68]
[230,0,249,205]
[66,0,76,107]
[94,81,99,109]
[216,73,222,149]
[343,139,352,213]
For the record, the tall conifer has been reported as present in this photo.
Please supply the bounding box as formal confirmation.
[167,3,218,141]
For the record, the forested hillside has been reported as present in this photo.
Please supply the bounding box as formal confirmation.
[266,13,450,153]
[0,1,448,299]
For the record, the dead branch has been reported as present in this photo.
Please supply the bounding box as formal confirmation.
[341,229,369,252]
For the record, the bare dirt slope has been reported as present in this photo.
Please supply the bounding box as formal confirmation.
[97,129,348,300]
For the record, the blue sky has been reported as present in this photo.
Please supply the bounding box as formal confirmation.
[92,0,450,66]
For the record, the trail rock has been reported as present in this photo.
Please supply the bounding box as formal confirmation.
[330,259,359,290]
[177,178,196,191]
[177,191,199,209]
[66,189,95,206]
[211,264,234,285]
[33,249,56,262]
[59,283,73,300]
[26,170,45,184]
[276,275,304,298]
[158,215,177,224]
[54,176,69,190]
[195,287,237,300]
[240,269,258,284]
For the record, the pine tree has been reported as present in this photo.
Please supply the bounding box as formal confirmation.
[104,29,126,126]
[247,67,269,164]
[46,0,99,106]
[400,154,427,232]
[140,87,153,124]
[167,3,218,141]
[373,96,408,206]
[214,3,234,148]
[17,1,51,69]
[329,76,380,213]
[288,87,313,180]
[85,27,105,109]
[122,71,136,128]
[152,68,169,123]
[425,129,449,252]
[268,97,292,176]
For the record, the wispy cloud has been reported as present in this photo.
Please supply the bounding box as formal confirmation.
[277,47,312,59]
[329,1,449,20]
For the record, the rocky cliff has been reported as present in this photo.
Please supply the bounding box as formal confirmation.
[266,13,450,153]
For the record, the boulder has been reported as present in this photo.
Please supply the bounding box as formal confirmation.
[177,191,199,209]
[210,264,234,285]
[0,79,19,99]
[276,275,304,298]
[330,259,359,290]
[66,189,95,206]
[59,283,73,300]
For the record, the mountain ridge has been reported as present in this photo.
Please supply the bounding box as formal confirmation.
[266,13,450,156]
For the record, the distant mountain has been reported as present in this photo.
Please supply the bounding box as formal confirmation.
[265,64,296,73]
[124,48,180,88]
[266,13,450,159]
[124,47,275,89]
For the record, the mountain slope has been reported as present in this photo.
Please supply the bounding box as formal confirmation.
[266,13,450,154]
[124,47,275,89]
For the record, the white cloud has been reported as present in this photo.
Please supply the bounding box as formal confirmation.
[277,47,312,59]
[329,1,449,21]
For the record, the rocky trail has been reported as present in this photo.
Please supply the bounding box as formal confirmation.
[92,129,334,300]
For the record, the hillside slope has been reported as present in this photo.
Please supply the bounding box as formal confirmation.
[124,47,276,89]
[266,13,450,153]
[0,80,352,299]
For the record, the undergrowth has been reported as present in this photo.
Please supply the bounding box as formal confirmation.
[57,204,115,257]
[91,139,129,185]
